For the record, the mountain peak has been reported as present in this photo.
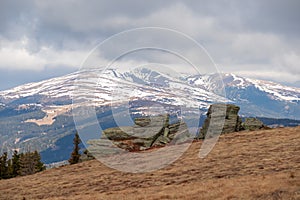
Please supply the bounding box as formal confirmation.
[0,68,299,119]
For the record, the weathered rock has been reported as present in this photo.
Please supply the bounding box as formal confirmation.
[131,126,164,140]
[104,114,170,148]
[103,127,134,140]
[242,118,264,131]
[79,149,95,162]
[134,114,169,128]
[236,116,243,132]
[152,135,171,147]
[134,117,151,127]
[171,122,191,144]
[169,123,180,134]
[87,139,122,156]
[163,128,170,137]
[198,104,242,139]
[87,114,190,152]
[132,138,153,148]
[115,142,133,151]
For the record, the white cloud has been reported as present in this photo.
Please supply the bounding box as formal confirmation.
[0,37,46,70]
[272,51,300,74]
[0,37,86,71]
[0,47,46,70]
[232,68,300,83]
[230,33,283,63]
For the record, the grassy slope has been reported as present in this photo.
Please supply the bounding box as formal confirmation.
[0,126,299,200]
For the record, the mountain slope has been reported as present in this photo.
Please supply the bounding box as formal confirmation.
[0,68,228,108]
[0,68,299,163]
[0,126,299,200]
[0,69,299,118]
[187,73,300,119]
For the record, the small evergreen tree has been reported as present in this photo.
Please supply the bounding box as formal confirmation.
[7,159,13,178]
[0,152,8,179]
[33,150,46,172]
[11,150,20,177]
[0,154,2,179]
[69,132,81,164]
[17,151,45,176]
[19,152,35,176]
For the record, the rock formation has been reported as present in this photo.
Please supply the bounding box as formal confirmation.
[242,118,265,131]
[87,104,268,156]
[198,104,266,139]
[87,114,190,155]
[198,104,242,139]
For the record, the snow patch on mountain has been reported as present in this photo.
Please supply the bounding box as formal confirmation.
[0,68,299,113]
[246,78,300,102]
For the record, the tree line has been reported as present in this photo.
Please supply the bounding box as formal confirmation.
[0,150,45,179]
[0,132,89,180]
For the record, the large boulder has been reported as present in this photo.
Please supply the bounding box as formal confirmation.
[103,114,169,141]
[152,120,190,147]
[134,117,151,127]
[198,104,242,139]
[88,114,189,153]
[152,135,171,147]
[103,127,135,140]
[87,139,123,156]
[134,114,169,127]
[242,118,264,131]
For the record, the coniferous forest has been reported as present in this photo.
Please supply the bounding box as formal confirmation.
[0,150,45,179]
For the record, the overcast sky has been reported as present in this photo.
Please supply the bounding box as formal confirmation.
[0,0,299,90]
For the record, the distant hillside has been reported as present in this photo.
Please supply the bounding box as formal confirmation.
[256,117,300,127]
[0,68,299,164]
[0,101,299,164]
[0,126,299,200]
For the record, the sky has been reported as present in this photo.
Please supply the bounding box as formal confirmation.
[0,0,300,90]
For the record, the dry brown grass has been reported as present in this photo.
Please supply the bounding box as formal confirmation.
[0,126,299,200]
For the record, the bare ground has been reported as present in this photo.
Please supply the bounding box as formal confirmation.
[0,126,299,200]
[25,105,72,126]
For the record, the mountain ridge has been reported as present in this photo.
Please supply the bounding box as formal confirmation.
[0,68,299,119]
[0,68,299,163]
[1,69,299,101]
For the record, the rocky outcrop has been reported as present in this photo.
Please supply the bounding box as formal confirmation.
[198,104,242,139]
[242,118,264,131]
[88,104,268,156]
[79,149,95,162]
[87,114,190,155]
[198,104,266,139]
[103,127,135,140]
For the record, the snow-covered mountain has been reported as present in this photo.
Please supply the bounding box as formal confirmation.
[187,73,300,119]
[188,73,300,102]
[0,68,228,111]
[1,68,299,118]
[0,68,299,164]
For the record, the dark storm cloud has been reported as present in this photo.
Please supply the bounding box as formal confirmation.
[241,0,300,37]
[0,0,35,39]
[184,0,300,36]
[0,0,299,90]
[1,0,299,50]
[1,0,299,47]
